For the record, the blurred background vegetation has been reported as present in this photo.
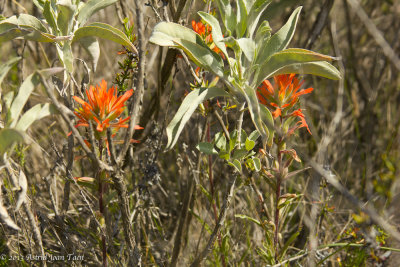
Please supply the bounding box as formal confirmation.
[0,0,399,266]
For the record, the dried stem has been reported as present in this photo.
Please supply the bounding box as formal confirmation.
[190,176,236,267]
[118,0,145,163]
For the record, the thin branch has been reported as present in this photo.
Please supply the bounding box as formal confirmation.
[347,0,400,71]
[190,176,236,267]
[306,158,400,242]
[213,108,230,141]
[118,1,145,163]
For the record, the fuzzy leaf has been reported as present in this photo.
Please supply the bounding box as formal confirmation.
[150,22,224,77]
[228,159,242,173]
[15,103,57,131]
[215,0,236,35]
[236,0,248,38]
[77,0,117,26]
[198,11,228,58]
[78,36,100,71]
[196,142,218,155]
[73,22,138,53]
[237,38,256,63]
[57,0,76,35]
[256,6,302,65]
[245,138,255,151]
[0,129,25,155]
[247,0,272,38]
[166,87,229,150]
[255,48,335,86]
[0,57,20,87]
[271,61,341,80]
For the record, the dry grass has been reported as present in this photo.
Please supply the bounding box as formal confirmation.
[0,0,399,266]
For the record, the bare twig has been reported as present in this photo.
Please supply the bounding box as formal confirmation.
[347,0,400,71]
[306,159,400,242]
[304,0,334,49]
[112,173,142,266]
[213,108,230,141]
[118,0,145,163]
[190,176,236,267]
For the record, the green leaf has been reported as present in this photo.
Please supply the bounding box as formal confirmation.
[255,48,335,86]
[243,84,268,144]
[149,22,224,77]
[57,0,76,35]
[253,157,261,171]
[179,39,225,77]
[255,20,272,48]
[260,105,274,145]
[198,11,228,59]
[78,36,100,71]
[9,73,41,126]
[9,68,63,127]
[73,22,137,53]
[4,92,14,111]
[279,231,300,260]
[62,41,74,73]
[43,1,58,34]
[214,132,227,150]
[15,103,57,131]
[219,150,230,160]
[245,138,255,151]
[0,57,20,86]
[232,148,248,160]
[0,14,54,42]
[196,142,218,155]
[235,214,261,226]
[236,0,248,38]
[77,0,117,26]
[0,28,30,43]
[248,130,260,142]
[0,129,25,155]
[12,14,48,32]
[236,38,255,63]
[272,61,341,80]
[256,6,302,65]
[215,0,236,35]
[247,0,272,38]
[166,87,229,150]
[228,159,242,173]
[149,21,197,46]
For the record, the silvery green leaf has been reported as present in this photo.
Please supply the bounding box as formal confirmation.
[77,0,117,26]
[256,6,302,65]
[166,87,229,150]
[78,36,100,71]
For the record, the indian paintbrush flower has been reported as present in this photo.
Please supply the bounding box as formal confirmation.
[192,20,224,58]
[72,79,143,140]
[257,74,313,134]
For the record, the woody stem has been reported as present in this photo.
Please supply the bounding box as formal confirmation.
[97,141,107,267]
[274,142,283,263]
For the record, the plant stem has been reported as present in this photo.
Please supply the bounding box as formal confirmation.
[98,142,107,267]
[274,143,283,262]
[206,120,227,267]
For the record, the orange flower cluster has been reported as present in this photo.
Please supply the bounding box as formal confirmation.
[73,80,143,137]
[257,74,313,134]
[192,20,224,58]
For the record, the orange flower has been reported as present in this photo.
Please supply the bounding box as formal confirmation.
[73,79,142,136]
[191,20,224,58]
[257,74,313,119]
[287,109,311,135]
[192,20,206,36]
